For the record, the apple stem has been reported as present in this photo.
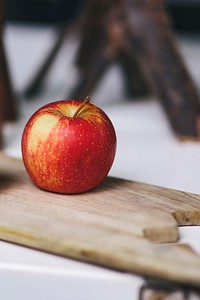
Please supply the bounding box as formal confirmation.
[73,96,91,118]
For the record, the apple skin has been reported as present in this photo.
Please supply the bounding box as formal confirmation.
[21,99,117,194]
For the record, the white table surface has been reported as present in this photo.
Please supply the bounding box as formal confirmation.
[1,23,200,299]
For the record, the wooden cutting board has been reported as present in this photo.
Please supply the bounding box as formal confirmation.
[1,152,200,287]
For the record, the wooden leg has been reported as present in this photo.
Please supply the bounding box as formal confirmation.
[0,36,3,148]
[70,50,111,99]
[124,0,200,139]
[0,0,17,148]
[24,27,67,98]
[0,35,16,122]
[118,49,150,98]
[71,0,150,99]
[71,32,116,99]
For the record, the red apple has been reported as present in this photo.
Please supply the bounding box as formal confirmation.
[21,97,117,194]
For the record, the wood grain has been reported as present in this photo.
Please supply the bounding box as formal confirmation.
[1,153,200,287]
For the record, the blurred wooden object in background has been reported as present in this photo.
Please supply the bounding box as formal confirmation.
[0,0,17,149]
[24,0,200,140]
[73,0,200,140]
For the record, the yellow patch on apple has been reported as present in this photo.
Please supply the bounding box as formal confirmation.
[27,114,58,153]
